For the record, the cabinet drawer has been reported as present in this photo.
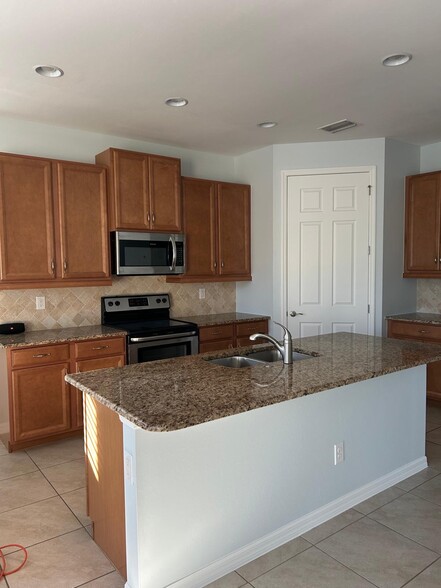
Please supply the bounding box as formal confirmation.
[235,320,268,338]
[199,324,234,342]
[388,320,441,342]
[74,337,126,360]
[199,340,233,353]
[11,344,70,369]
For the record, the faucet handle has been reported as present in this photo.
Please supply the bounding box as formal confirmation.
[273,321,291,340]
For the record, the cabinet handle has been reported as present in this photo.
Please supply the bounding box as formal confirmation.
[211,330,221,335]
[147,212,150,223]
[63,259,67,271]
[221,261,225,268]
[214,261,217,269]
[92,345,110,350]
[435,258,438,264]
[418,329,428,334]
[152,213,155,223]
[51,259,55,274]
[33,353,51,358]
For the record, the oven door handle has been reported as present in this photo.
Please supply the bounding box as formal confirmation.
[169,236,177,271]
[129,332,197,343]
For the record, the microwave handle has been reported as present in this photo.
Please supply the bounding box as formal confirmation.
[169,236,177,271]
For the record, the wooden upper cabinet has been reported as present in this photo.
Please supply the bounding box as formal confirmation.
[56,162,110,280]
[149,156,181,232]
[0,153,56,282]
[181,177,217,278]
[404,172,441,276]
[168,178,251,282]
[217,182,251,278]
[96,148,181,232]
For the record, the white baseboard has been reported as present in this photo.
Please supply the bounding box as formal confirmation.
[163,457,427,588]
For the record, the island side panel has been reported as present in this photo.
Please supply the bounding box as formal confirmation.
[122,365,426,588]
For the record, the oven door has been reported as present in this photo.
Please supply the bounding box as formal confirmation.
[128,332,198,364]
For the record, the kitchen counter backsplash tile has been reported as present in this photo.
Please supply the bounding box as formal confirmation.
[417,279,441,313]
[66,332,441,433]
[175,312,270,327]
[0,278,235,331]
[0,325,127,348]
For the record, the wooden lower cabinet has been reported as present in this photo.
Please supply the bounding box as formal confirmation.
[11,362,71,442]
[199,319,269,353]
[84,394,126,579]
[387,319,441,402]
[5,336,126,451]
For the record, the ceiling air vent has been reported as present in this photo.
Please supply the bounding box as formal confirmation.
[318,119,357,133]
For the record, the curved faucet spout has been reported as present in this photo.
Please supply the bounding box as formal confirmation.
[249,322,293,364]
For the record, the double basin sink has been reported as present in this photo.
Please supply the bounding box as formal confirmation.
[208,348,313,368]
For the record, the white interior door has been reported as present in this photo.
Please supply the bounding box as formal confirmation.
[287,171,372,338]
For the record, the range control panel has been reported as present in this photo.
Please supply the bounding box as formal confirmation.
[102,294,170,313]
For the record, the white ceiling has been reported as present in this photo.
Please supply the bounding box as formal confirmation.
[2,0,441,155]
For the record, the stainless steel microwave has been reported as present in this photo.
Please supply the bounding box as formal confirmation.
[111,231,185,275]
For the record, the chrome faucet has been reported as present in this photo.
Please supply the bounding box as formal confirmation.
[249,322,293,364]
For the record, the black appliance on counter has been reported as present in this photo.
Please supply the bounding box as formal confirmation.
[101,293,198,364]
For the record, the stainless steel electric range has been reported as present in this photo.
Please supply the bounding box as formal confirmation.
[101,294,198,364]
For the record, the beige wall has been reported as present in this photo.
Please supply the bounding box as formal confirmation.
[0,278,235,331]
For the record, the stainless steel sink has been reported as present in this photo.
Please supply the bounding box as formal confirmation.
[207,350,314,368]
[247,349,313,363]
[208,356,265,368]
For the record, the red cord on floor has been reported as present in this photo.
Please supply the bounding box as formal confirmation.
[0,545,28,579]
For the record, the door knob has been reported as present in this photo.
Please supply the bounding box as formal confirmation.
[290,311,304,317]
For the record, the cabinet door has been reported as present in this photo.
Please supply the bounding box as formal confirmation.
[112,150,150,230]
[181,178,217,277]
[0,154,56,282]
[149,155,181,232]
[404,173,441,274]
[72,354,125,429]
[56,162,110,279]
[11,362,71,442]
[217,183,251,278]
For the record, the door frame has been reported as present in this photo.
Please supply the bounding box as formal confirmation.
[280,166,377,336]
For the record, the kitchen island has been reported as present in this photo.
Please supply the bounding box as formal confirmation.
[67,332,441,588]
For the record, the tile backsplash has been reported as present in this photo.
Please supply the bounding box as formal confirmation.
[0,278,236,331]
[417,279,441,313]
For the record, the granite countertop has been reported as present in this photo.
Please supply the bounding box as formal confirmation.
[174,312,270,327]
[0,325,127,349]
[386,312,441,325]
[66,332,441,433]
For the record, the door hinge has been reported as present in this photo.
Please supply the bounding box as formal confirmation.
[368,245,371,255]
[368,304,371,314]
[368,185,372,196]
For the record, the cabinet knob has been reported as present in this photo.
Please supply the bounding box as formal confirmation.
[221,261,224,268]
[147,212,150,223]
[418,329,428,334]
[63,259,68,271]
[152,213,155,224]
[214,261,217,269]
[51,260,55,274]
[435,258,438,264]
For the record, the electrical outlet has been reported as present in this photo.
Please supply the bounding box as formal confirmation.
[124,451,134,485]
[334,442,344,465]
[198,288,205,300]
[35,296,45,310]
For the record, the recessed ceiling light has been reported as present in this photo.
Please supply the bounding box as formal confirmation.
[165,97,188,107]
[258,122,277,128]
[382,53,412,67]
[33,65,64,78]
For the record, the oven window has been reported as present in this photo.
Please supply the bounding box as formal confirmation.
[120,240,169,267]
[136,341,192,363]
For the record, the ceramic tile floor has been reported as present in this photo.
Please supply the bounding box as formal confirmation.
[0,403,440,588]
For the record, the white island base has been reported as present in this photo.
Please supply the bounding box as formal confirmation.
[121,366,427,588]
